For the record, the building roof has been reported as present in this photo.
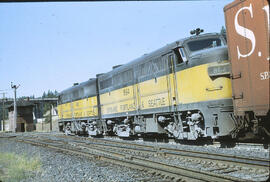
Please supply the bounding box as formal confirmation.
[7,100,35,109]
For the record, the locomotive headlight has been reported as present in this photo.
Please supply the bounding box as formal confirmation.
[208,62,231,78]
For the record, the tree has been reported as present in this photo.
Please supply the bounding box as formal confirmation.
[41,90,58,117]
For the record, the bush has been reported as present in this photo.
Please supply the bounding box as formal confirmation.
[0,152,41,182]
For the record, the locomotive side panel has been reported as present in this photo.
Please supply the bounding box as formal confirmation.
[135,55,174,115]
[59,102,72,119]
[224,0,270,116]
[100,85,137,117]
[177,63,232,104]
[58,97,98,119]
[71,96,98,118]
[138,75,171,112]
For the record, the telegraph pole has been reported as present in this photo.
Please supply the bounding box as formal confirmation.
[50,104,52,131]
[1,92,7,131]
[11,82,20,132]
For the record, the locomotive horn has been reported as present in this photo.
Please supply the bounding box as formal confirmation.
[190,28,204,35]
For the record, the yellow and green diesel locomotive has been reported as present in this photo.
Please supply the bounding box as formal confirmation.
[58,32,236,140]
[58,79,101,135]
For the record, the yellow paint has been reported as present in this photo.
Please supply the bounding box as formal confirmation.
[100,62,232,115]
[57,104,62,119]
[139,92,170,110]
[101,99,136,115]
[138,76,171,110]
[101,85,135,104]
[57,96,98,120]
[100,85,136,115]
[177,63,232,104]
[59,61,232,117]
[72,96,98,118]
[59,102,72,119]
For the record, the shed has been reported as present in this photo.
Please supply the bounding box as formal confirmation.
[7,100,35,132]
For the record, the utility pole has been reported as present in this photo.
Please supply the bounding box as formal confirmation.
[1,92,7,131]
[11,82,20,132]
[50,103,52,131]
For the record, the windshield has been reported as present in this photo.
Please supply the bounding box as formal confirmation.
[187,38,223,52]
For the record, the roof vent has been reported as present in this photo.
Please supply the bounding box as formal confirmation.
[73,83,79,86]
[112,65,122,69]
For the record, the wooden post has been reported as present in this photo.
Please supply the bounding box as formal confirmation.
[50,104,52,131]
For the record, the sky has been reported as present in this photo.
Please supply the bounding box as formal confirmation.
[0,0,233,98]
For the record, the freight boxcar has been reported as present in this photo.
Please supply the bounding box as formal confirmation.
[224,0,270,139]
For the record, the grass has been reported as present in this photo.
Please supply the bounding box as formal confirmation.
[0,152,41,182]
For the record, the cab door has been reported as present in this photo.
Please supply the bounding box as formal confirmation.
[164,53,179,112]
[165,47,188,112]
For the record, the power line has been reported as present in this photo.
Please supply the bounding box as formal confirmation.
[0,89,11,92]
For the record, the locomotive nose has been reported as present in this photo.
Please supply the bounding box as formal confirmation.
[206,46,230,79]
[189,45,228,64]
[190,46,230,79]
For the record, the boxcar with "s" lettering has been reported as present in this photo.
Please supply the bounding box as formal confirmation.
[224,0,270,139]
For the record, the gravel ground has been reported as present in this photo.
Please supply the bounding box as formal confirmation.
[76,141,269,182]
[132,139,270,160]
[0,138,157,182]
[2,132,269,160]
[0,132,269,182]
[150,153,269,181]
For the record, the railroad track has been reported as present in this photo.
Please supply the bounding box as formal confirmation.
[70,136,269,168]
[66,135,270,180]
[12,134,269,182]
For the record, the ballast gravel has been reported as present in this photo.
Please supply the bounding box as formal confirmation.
[131,138,270,160]
[1,132,269,182]
[0,139,154,182]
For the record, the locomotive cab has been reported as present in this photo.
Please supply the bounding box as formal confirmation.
[184,34,227,63]
[164,33,235,140]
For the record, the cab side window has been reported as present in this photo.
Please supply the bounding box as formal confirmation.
[174,47,187,65]
[179,48,187,62]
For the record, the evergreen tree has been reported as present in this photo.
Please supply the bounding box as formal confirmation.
[41,90,58,116]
